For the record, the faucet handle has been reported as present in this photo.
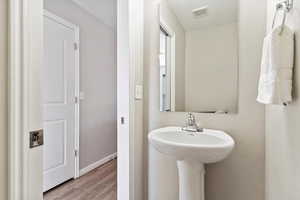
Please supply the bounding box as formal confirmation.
[187,112,195,126]
[182,113,204,132]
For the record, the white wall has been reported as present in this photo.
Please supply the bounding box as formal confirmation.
[0,0,7,199]
[145,0,266,200]
[160,0,186,111]
[185,23,238,112]
[44,0,117,169]
[265,1,300,200]
[71,0,117,29]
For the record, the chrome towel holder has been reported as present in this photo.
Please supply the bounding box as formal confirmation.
[272,0,294,35]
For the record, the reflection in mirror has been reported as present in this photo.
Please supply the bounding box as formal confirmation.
[159,0,238,113]
[160,27,171,111]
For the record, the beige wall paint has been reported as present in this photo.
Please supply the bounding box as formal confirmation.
[0,0,7,199]
[44,0,117,169]
[265,1,300,200]
[145,0,266,200]
[185,23,238,112]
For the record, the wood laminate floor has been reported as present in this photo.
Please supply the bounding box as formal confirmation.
[44,159,117,200]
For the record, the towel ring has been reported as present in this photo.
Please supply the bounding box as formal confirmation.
[272,0,292,35]
[272,4,288,35]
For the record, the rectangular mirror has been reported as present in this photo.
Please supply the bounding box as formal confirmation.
[159,0,238,114]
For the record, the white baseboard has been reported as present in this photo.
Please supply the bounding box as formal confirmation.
[79,152,117,176]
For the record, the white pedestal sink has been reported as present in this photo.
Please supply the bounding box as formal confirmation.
[148,127,235,200]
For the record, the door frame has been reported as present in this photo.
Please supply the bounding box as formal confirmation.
[43,9,81,180]
[8,0,37,198]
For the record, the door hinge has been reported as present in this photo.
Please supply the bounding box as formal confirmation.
[121,117,125,124]
[75,96,79,104]
[74,42,79,50]
[75,150,78,157]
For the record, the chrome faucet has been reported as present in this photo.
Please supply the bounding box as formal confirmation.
[182,113,203,132]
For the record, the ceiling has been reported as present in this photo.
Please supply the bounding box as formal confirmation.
[166,0,238,31]
[72,0,117,29]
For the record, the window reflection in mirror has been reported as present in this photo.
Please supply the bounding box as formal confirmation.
[160,27,171,112]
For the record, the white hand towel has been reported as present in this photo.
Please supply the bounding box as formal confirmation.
[257,25,294,105]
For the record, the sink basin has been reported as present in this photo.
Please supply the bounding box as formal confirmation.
[148,127,235,200]
[149,126,234,163]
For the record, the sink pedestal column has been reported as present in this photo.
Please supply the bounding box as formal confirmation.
[177,160,205,200]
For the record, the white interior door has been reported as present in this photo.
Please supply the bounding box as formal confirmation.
[43,11,77,192]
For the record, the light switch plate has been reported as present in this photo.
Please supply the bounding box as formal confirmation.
[135,85,143,100]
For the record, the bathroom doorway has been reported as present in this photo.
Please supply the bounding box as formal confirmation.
[8,0,144,199]
[8,0,139,200]
[42,0,117,198]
